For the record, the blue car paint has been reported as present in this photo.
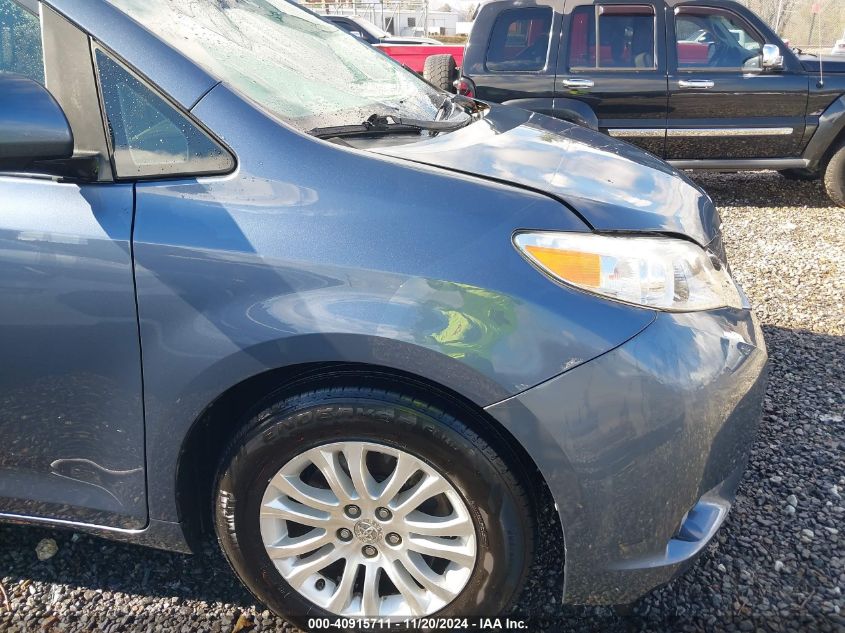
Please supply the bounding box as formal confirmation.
[486,308,767,603]
[0,0,768,607]
[137,83,657,524]
[0,177,146,528]
[373,105,721,246]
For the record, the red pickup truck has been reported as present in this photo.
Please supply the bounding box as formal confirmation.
[378,44,463,76]
[319,13,465,90]
[377,44,464,90]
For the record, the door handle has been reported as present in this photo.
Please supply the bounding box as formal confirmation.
[678,79,715,89]
[561,78,595,89]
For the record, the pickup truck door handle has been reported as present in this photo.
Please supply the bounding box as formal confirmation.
[678,79,715,89]
[561,78,595,89]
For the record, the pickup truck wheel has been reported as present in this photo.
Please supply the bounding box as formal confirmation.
[823,141,845,207]
[423,54,457,93]
[778,168,818,181]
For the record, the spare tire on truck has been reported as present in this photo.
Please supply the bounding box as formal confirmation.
[423,54,457,93]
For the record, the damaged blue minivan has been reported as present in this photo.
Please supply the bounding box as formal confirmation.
[0,0,766,626]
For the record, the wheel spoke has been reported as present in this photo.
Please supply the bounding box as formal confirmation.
[261,496,332,526]
[343,443,377,501]
[286,545,343,588]
[362,564,380,615]
[266,529,333,559]
[310,449,356,503]
[401,551,460,602]
[383,559,428,615]
[375,452,419,505]
[392,474,449,516]
[270,473,339,513]
[326,560,358,613]
[406,534,475,567]
[404,510,472,537]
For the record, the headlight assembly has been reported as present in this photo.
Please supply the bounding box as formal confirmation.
[514,232,743,312]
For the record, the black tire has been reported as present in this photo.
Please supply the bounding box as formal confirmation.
[778,168,819,181]
[423,54,457,92]
[213,387,534,630]
[824,140,845,207]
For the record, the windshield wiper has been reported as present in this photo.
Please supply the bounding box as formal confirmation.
[308,113,469,139]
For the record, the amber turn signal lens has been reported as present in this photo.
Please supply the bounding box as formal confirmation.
[524,246,601,287]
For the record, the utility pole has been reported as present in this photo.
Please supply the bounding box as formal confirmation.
[773,0,785,35]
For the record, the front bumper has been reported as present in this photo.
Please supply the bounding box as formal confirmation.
[485,307,768,605]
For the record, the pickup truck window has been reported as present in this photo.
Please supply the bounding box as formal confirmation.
[569,5,656,70]
[675,7,763,70]
[0,0,44,85]
[485,7,552,72]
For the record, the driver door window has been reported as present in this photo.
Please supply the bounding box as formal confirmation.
[675,7,762,71]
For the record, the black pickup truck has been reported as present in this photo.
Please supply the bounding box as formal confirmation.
[446,0,845,207]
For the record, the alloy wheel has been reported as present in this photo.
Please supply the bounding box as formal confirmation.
[259,441,478,617]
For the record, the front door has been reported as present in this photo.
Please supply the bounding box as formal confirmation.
[0,0,146,529]
[556,1,668,157]
[665,3,808,160]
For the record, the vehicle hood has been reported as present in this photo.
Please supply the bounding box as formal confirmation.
[372,105,719,246]
[799,55,845,73]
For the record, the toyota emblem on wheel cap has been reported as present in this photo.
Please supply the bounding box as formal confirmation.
[353,520,383,545]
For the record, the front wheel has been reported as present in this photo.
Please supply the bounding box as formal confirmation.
[213,387,534,629]
[824,141,845,207]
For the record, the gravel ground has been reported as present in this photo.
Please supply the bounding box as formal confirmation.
[1,171,843,632]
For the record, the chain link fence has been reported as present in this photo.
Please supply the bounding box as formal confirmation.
[736,0,844,53]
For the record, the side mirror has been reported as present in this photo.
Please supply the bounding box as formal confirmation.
[0,74,73,170]
[762,44,784,71]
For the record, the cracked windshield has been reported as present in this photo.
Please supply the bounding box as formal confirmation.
[107,0,444,131]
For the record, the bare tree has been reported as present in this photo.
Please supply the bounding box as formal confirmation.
[741,0,803,35]
[460,3,478,21]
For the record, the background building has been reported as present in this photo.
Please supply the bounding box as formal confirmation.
[302,0,462,36]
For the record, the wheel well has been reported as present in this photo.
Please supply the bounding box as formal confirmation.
[175,362,562,553]
[823,127,845,166]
